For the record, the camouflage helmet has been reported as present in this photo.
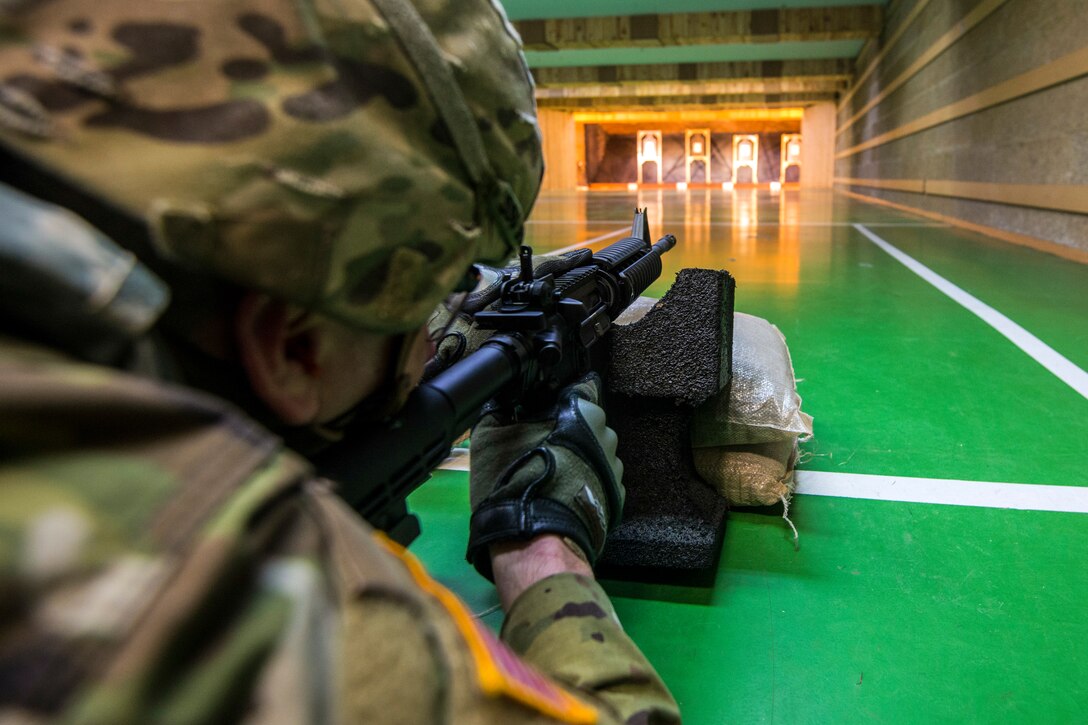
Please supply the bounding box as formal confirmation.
[0,0,543,334]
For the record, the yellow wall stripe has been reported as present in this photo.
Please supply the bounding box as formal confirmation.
[837,0,1009,138]
[836,177,1088,215]
[925,181,1088,215]
[834,177,925,193]
[836,45,1088,159]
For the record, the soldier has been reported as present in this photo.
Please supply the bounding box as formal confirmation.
[0,0,681,723]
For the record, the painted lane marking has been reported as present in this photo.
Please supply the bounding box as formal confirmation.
[547,226,630,255]
[796,470,1088,514]
[440,450,1088,514]
[440,448,470,471]
[854,223,1088,400]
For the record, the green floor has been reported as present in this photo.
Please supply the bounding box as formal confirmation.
[409,189,1088,723]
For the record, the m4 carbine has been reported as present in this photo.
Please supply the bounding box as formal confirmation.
[314,209,677,545]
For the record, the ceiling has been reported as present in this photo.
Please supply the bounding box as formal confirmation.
[523,40,866,68]
[498,1,886,112]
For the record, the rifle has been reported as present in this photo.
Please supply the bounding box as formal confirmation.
[314,209,677,545]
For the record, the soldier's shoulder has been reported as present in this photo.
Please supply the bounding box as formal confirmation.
[0,343,315,719]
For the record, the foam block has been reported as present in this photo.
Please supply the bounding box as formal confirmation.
[599,268,735,573]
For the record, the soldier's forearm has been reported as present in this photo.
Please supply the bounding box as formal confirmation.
[491,534,593,612]
[500,573,681,724]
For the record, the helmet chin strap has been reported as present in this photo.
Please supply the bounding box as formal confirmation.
[369,0,527,251]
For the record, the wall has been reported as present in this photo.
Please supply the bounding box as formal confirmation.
[586,128,789,184]
[834,0,1088,257]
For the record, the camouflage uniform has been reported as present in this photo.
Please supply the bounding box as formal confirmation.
[0,328,675,724]
[0,0,680,722]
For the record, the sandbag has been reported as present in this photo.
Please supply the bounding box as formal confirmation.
[691,312,812,447]
[692,439,797,507]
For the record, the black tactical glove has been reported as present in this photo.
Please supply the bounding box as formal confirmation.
[426,248,593,375]
[466,373,625,579]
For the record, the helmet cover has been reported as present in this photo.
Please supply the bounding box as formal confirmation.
[0,0,543,333]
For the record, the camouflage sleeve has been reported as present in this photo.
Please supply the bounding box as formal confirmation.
[500,574,681,725]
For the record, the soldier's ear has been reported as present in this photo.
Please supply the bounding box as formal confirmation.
[235,292,322,425]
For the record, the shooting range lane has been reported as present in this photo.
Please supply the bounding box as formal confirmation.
[853,223,1088,398]
[409,188,1088,724]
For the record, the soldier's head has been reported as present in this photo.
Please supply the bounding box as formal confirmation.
[0,0,542,427]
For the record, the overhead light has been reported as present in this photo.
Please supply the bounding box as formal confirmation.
[721,181,734,191]
[676,182,688,191]
[627,182,639,191]
[770,181,782,193]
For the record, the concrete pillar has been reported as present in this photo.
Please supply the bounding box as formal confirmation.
[537,109,577,191]
[801,102,836,188]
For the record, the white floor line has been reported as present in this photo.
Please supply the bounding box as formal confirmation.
[855,223,1088,400]
[439,450,1088,514]
[548,226,630,255]
[440,449,470,471]
[796,470,1088,514]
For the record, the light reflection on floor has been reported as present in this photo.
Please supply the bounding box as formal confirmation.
[525,189,869,293]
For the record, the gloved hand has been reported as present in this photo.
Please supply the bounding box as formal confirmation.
[426,249,593,375]
[467,373,625,579]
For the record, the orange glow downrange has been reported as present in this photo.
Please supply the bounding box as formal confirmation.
[572,108,805,126]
